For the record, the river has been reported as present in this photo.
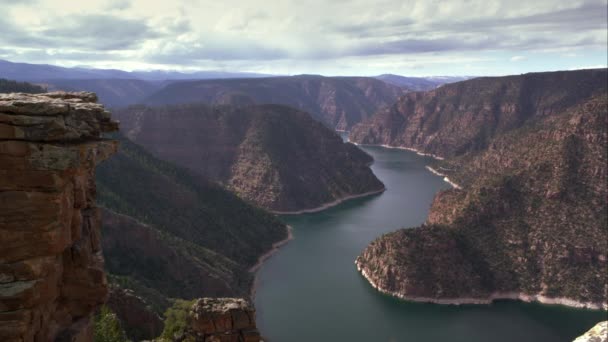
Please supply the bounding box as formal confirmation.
[254,144,605,342]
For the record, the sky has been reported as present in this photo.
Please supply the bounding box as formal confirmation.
[0,0,606,76]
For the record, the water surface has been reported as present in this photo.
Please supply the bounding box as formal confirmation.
[254,145,605,342]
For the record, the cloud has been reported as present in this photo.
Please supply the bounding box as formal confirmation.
[0,0,606,75]
[510,56,526,62]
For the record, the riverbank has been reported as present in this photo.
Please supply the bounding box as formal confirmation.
[425,166,462,189]
[249,225,294,273]
[355,259,608,310]
[352,142,445,160]
[270,188,386,215]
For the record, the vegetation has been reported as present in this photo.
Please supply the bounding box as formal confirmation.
[97,133,287,312]
[93,306,128,342]
[159,299,197,341]
[0,79,46,93]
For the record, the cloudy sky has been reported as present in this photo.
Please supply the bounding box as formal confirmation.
[1,0,606,76]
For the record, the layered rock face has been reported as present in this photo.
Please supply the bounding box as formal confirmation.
[351,69,607,158]
[115,103,384,212]
[355,71,608,309]
[0,92,118,341]
[144,75,403,130]
[186,298,260,342]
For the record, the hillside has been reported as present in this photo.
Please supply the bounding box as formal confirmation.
[355,70,608,309]
[47,79,164,107]
[96,133,288,295]
[351,69,608,158]
[114,103,385,212]
[143,75,403,130]
[96,133,288,339]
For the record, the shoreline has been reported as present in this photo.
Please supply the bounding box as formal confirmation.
[249,225,294,273]
[249,226,294,299]
[353,142,445,160]
[270,187,386,215]
[425,166,462,189]
[355,259,608,311]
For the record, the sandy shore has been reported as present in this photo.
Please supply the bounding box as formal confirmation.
[355,259,607,310]
[425,166,462,189]
[270,188,386,215]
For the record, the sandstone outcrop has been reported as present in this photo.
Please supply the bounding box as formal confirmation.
[186,298,260,342]
[0,92,118,341]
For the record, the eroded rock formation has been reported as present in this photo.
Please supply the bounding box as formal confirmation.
[0,92,118,341]
[186,298,260,342]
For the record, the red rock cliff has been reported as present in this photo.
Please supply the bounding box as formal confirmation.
[0,92,118,341]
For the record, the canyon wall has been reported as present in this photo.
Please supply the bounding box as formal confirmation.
[0,92,118,341]
[350,69,607,158]
[355,70,608,309]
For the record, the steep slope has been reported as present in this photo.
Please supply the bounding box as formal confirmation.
[114,104,385,212]
[47,79,163,107]
[352,69,607,158]
[96,134,288,296]
[355,74,608,309]
[144,75,403,130]
[0,92,118,341]
[96,134,288,340]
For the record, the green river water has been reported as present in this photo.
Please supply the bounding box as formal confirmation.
[254,144,606,342]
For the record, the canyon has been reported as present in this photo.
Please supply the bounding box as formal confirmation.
[354,69,608,310]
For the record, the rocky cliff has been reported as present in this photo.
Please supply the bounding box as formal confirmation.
[144,75,403,130]
[351,69,607,158]
[0,92,118,341]
[114,103,384,212]
[184,298,261,342]
[355,70,608,309]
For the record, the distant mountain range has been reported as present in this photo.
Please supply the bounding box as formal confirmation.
[0,60,472,117]
[0,59,274,81]
[142,75,404,129]
[374,74,473,91]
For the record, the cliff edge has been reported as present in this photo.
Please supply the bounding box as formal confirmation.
[0,92,118,341]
